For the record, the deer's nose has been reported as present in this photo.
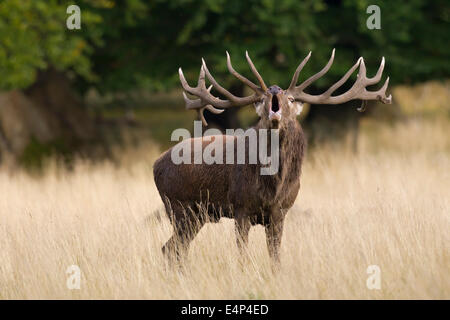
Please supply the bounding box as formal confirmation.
[268,85,282,95]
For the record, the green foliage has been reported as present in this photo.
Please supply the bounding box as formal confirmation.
[342,0,450,83]
[0,0,103,90]
[90,0,450,92]
[91,0,331,91]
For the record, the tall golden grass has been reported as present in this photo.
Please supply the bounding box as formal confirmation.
[0,117,448,299]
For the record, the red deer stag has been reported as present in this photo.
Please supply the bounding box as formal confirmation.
[153,49,391,265]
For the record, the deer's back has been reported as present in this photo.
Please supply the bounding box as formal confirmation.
[153,135,236,206]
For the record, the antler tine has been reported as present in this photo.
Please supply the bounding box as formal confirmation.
[286,49,392,105]
[202,58,260,104]
[366,57,385,85]
[289,51,312,90]
[179,67,195,94]
[178,56,264,126]
[245,51,268,91]
[358,57,367,79]
[296,48,335,91]
[368,76,392,104]
[226,51,262,93]
[202,58,235,101]
[182,85,224,126]
[197,65,207,89]
[351,75,392,104]
[322,57,362,98]
[179,67,231,109]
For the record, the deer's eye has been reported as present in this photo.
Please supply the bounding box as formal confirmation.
[288,97,295,103]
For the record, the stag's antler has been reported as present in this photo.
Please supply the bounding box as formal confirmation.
[179,52,266,125]
[287,49,392,105]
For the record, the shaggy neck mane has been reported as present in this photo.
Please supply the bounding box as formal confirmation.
[253,118,306,180]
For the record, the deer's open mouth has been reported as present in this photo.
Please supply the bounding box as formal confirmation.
[269,95,282,123]
[271,95,279,112]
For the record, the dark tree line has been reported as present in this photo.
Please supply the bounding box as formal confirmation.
[0,0,449,164]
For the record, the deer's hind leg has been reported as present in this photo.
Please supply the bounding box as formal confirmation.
[162,201,205,265]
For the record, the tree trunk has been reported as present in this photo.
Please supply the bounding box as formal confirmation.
[0,68,98,167]
[24,68,96,143]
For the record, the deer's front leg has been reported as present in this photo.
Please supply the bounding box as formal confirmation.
[264,210,286,268]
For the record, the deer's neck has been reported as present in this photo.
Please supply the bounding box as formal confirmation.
[254,119,306,178]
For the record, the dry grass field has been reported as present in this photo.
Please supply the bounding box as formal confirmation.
[0,116,449,299]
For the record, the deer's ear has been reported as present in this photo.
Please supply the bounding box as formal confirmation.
[254,101,264,117]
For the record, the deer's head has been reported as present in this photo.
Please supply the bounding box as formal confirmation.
[252,84,303,129]
[179,49,392,129]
